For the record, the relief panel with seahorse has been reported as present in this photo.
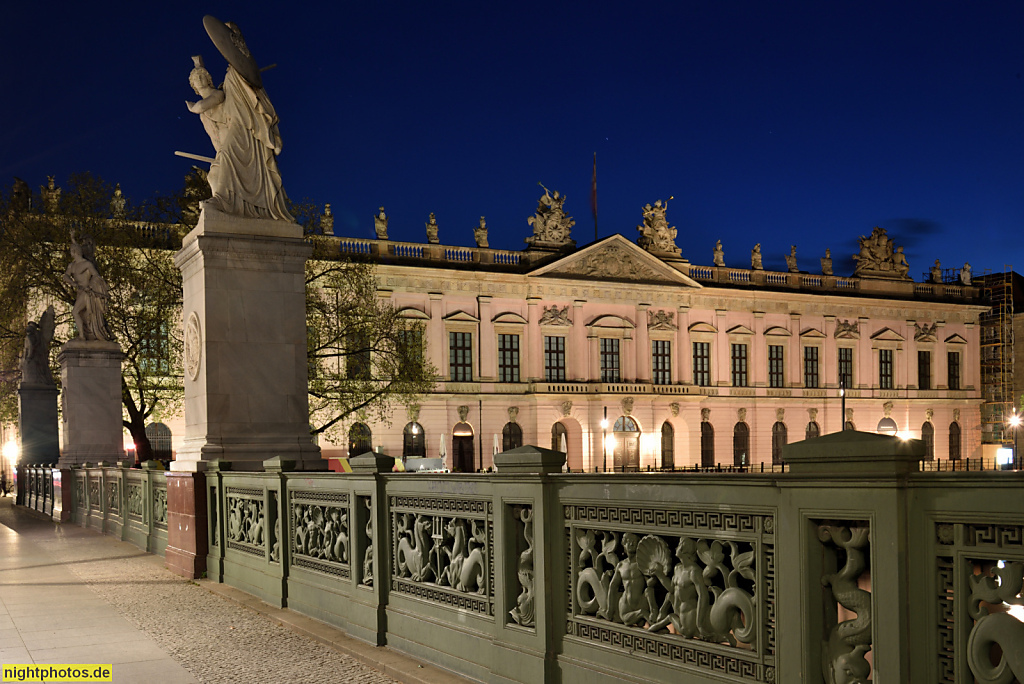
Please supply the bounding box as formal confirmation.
[290,490,350,578]
[565,503,774,683]
[390,495,493,616]
[225,486,266,558]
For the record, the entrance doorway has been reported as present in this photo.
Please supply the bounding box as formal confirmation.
[612,416,640,470]
[452,421,475,472]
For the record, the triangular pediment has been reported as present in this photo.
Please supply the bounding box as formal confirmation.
[492,312,528,324]
[764,326,792,337]
[870,327,905,342]
[727,324,754,336]
[398,307,430,320]
[688,322,718,334]
[800,328,826,338]
[945,333,968,345]
[528,235,701,287]
[443,310,480,323]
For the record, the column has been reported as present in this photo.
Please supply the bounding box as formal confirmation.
[572,300,587,381]
[635,304,650,383]
[823,316,837,388]
[676,305,691,385]
[904,319,917,389]
[752,311,766,387]
[857,317,870,389]
[429,293,445,374]
[478,295,495,381]
[715,310,729,386]
[526,296,542,382]
[789,313,802,387]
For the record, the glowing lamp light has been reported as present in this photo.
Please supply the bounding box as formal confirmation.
[1009,414,1022,428]
[600,419,609,429]
[2,441,18,466]
[996,448,1014,467]
[604,434,616,453]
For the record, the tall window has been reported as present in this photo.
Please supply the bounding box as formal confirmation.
[949,422,961,460]
[346,332,371,380]
[921,422,934,459]
[652,340,671,385]
[661,422,674,469]
[403,422,425,458]
[498,334,520,383]
[600,338,621,382]
[693,342,711,386]
[731,343,748,387]
[806,421,820,439]
[918,350,931,390]
[551,422,567,453]
[838,348,853,389]
[502,422,523,451]
[397,327,424,377]
[348,422,372,456]
[700,422,715,467]
[733,422,750,466]
[544,336,566,382]
[771,422,787,465]
[948,351,961,390]
[140,322,170,374]
[768,345,785,388]
[449,332,473,381]
[804,347,819,389]
[879,349,894,389]
[145,422,172,460]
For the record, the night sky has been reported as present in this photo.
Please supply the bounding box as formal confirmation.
[4,1,1024,278]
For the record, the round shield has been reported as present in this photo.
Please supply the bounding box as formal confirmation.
[203,15,262,89]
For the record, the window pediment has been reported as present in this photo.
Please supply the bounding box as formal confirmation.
[800,327,826,339]
[870,327,905,342]
[688,321,718,334]
[492,312,528,325]
[727,324,754,336]
[764,326,791,337]
[444,310,480,323]
[398,307,430,320]
[587,314,635,330]
[945,333,968,345]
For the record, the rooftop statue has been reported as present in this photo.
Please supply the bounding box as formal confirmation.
[751,243,763,270]
[636,198,681,255]
[852,227,909,279]
[186,16,293,222]
[63,235,112,342]
[930,259,942,283]
[374,207,389,240]
[960,262,972,285]
[713,240,725,266]
[425,213,439,244]
[526,184,575,248]
[474,216,489,248]
[821,248,833,276]
[41,176,61,213]
[20,306,56,386]
[785,245,798,273]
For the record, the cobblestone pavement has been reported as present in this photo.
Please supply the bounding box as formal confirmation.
[0,499,401,683]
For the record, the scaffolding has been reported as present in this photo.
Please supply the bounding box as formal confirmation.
[979,267,1014,443]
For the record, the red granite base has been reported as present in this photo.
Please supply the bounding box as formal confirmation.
[164,471,208,579]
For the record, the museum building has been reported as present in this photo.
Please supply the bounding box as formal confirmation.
[325,196,986,471]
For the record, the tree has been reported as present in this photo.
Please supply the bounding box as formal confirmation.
[0,173,185,463]
[304,224,436,443]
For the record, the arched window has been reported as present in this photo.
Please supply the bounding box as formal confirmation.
[701,422,715,467]
[772,422,787,465]
[733,422,750,467]
[613,416,638,432]
[403,422,425,459]
[805,421,820,440]
[348,422,372,457]
[949,422,961,460]
[921,422,934,459]
[502,422,523,451]
[661,422,674,470]
[551,422,567,453]
[145,422,172,460]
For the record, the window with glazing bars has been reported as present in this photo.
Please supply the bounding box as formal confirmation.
[544,336,565,382]
[838,347,853,389]
[693,342,710,386]
[498,334,520,383]
[600,338,621,382]
[879,348,893,389]
[652,340,671,385]
[804,346,819,388]
[948,351,961,390]
[768,345,784,388]
[449,331,472,381]
[731,343,748,387]
[918,350,931,390]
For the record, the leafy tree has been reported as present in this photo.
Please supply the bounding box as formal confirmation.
[0,173,185,463]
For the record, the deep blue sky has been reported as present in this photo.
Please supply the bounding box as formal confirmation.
[4,2,1024,277]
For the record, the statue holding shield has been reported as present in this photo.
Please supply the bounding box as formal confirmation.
[186,16,293,222]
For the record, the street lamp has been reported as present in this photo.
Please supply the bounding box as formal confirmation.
[840,378,846,431]
[600,407,608,472]
[1009,411,1021,468]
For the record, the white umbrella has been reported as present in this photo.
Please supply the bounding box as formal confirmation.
[439,433,446,459]
[560,433,568,454]
[493,433,500,456]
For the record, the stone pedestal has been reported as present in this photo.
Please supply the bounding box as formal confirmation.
[57,340,124,467]
[164,471,208,579]
[18,383,59,465]
[172,205,322,472]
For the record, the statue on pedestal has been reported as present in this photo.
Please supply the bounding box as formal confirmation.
[751,244,763,270]
[713,240,725,267]
[526,184,575,248]
[636,199,681,255]
[110,184,126,218]
[20,307,56,386]
[320,204,334,234]
[821,249,833,276]
[852,227,909,280]
[960,262,972,285]
[785,245,798,273]
[425,213,439,244]
[41,176,61,213]
[186,16,293,222]
[474,217,489,248]
[63,236,112,342]
[930,259,942,283]
[374,207,389,240]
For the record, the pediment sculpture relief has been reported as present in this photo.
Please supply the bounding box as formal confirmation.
[564,244,663,282]
[852,227,909,279]
[540,305,572,326]
[914,322,937,342]
[834,320,859,338]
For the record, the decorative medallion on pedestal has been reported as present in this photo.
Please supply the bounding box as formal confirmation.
[184,312,202,380]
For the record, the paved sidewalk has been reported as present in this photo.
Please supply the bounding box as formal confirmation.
[0,498,466,684]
